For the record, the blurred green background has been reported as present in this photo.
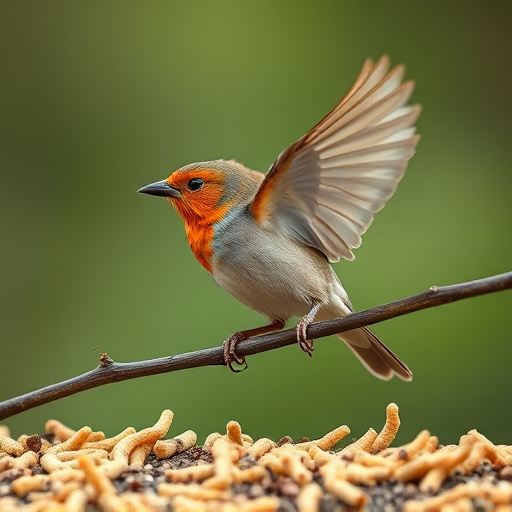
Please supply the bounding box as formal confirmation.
[1,1,511,447]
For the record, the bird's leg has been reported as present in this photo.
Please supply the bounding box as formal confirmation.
[296,302,321,357]
[223,319,286,373]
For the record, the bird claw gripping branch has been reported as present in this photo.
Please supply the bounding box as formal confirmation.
[296,302,321,357]
[222,319,287,371]
[139,56,419,380]
[223,333,248,373]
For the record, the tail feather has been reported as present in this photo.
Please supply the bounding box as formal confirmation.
[338,327,412,381]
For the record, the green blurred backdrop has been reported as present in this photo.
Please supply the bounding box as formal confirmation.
[1,1,511,447]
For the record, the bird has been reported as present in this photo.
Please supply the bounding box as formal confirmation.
[138,56,420,380]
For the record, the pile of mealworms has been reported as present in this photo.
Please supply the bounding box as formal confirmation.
[1,403,512,511]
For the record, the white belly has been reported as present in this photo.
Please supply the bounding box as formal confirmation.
[211,215,349,321]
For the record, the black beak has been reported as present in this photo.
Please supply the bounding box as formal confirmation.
[137,180,181,198]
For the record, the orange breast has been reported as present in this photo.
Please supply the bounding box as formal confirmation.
[165,168,236,273]
[184,221,215,273]
[170,186,230,273]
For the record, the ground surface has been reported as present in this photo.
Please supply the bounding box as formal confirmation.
[1,405,512,511]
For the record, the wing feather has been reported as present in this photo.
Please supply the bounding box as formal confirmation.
[251,56,420,262]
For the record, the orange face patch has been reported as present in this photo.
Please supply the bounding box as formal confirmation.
[165,168,231,272]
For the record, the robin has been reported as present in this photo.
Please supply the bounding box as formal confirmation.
[139,56,420,380]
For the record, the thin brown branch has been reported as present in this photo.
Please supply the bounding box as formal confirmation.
[1,271,511,421]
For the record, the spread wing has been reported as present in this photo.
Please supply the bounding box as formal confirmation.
[251,56,421,262]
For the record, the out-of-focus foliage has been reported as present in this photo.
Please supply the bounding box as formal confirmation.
[1,1,511,445]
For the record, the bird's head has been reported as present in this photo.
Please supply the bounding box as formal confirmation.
[138,160,264,226]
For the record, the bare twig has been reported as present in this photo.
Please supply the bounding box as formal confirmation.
[1,271,511,421]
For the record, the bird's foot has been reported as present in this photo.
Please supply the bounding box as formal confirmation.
[296,317,315,356]
[222,320,286,373]
[223,332,248,373]
[296,302,321,357]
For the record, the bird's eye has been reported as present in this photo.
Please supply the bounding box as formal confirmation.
[187,178,204,191]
